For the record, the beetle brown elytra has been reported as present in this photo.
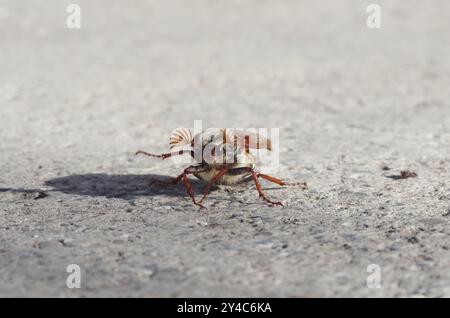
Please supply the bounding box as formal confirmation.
[136,127,307,208]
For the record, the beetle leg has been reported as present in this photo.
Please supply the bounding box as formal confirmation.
[136,150,194,160]
[178,165,210,208]
[182,172,205,209]
[198,168,228,205]
[146,165,208,209]
[257,173,308,189]
[250,170,284,206]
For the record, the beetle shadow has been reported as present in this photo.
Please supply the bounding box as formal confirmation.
[44,173,205,202]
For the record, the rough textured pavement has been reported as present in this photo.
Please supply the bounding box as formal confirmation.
[0,0,449,297]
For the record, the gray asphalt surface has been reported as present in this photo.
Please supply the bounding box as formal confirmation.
[0,0,449,297]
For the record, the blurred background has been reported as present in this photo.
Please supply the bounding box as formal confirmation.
[1,0,448,174]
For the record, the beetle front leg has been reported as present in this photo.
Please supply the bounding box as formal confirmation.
[182,172,205,209]
[250,170,283,206]
[146,165,207,209]
[146,165,207,208]
[177,165,209,208]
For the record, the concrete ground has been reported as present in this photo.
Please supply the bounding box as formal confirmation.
[0,0,449,297]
